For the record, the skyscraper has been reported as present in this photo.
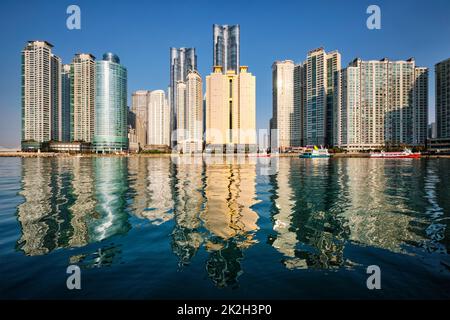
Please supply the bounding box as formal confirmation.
[93,53,128,153]
[70,53,96,143]
[436,58,450,139]
[304,48,341,146]
[175,81,186,149]
[60,64,71,142]
[213,24,240,74]
[335,58,428,150]
[50,54,62,142]
[147,90,170,147]
[294,63,306,147]
[184,70,203,153]
[205,66,256,149]
[271,60,297,151]
[131,90,150,147]
[169,47,197,146]
[21,41,61,149]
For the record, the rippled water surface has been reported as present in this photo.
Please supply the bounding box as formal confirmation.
[0,156,449,299]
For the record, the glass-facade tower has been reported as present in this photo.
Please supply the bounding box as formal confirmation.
[213,24,240,74]
[93,53,128,152]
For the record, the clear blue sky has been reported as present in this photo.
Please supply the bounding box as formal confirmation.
[1,0,449,148]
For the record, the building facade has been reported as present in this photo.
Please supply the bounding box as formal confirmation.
[61,64,71,142]
[175,81,186,149]
[336,58,428,151]
[50,54,62,142]
[436,58,450,139]
[21,41,62,149]
[294,63,306,147]
[147,90,170,147]
[303,48,341,147]
[93,53,128,152]
[71,53,96,143]
[205,66,256,150]
[213,24,240,74]
[169,47,197,147]
[271,60,298,151]
[131,90,150,147]
[184,70,203,153]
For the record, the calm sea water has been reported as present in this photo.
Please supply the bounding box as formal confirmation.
[0,156,449,299]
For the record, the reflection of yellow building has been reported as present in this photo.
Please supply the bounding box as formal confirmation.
[202,162,258,247]
[201,161,259,287]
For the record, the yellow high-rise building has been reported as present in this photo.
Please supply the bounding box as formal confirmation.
[205,66,256,149]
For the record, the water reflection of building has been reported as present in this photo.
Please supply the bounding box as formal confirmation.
[128,158,173,225]
[269,158,350,270]
[128,157,151,217]
[341,159,423,253]
[269,159,303,269]
[170,159,206,267]
[91,158,131,241]
[17,157,131,256]
[68,157,96,247]
[18,158,63,255]
[426,160,450,254]
[202,162,259,287]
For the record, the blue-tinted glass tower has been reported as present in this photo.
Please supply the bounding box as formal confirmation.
[94,53,128,152]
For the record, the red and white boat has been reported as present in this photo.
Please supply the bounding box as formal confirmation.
[370,149,421,159]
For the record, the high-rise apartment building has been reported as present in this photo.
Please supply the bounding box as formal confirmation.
[436,58,450,139]
[184,70,203,153]
[147,90,170,147]
[175,81,186,149]
[335,58,428,150]
[213,24,240,74]
[60,64,71,142]
[169,47,197,146]
[294,63,306,147]
[205,66,256,149]
[21,41,62,149]
[304,48,341,146]
[271,60,299,151]
[70,53,96,143]
[50,54,62,142]
[93,53,128,152]
[131,90,150,147]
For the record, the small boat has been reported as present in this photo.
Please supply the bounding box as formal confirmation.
[370,148,421,159]
[300,147,331,158]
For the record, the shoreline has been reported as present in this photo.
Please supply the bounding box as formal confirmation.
[1,152,450,159]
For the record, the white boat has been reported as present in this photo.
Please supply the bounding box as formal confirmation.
[300,147,331,158]
[370,148,421,159]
